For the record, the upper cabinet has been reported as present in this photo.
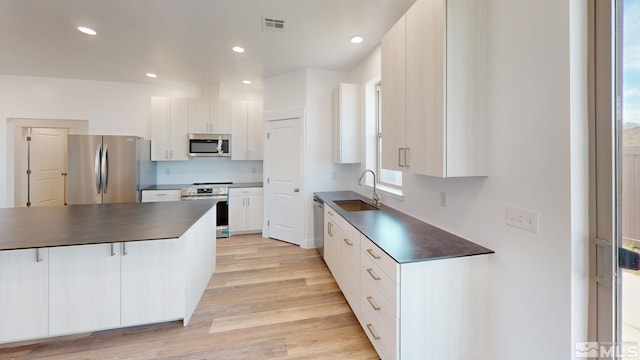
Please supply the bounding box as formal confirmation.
[381,0,487,177]
[332,83,360,164]
[150,97,188,161]
[231,100,263,160]
[187,84,232,134]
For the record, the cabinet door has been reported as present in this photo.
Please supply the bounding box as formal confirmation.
[246,101,263,160]
[231,101,248,160]
[0,249,49,343]
[332,86,342,163]
[381,15,407,172]
[188,98,211,133]
[333,84,360,164]
[228,192,247,232]
[151,96,172,161]
[170,98,189,161]
[121,239,185,327]
[211,98,232,134]
[246,193,263,231]
[49,243,121,335]
[405,0,445,177]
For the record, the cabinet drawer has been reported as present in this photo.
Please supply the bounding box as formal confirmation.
[361,251,398,313]
[229,187,263,196]
[141,190,181,202]
[361,235,398,282]
[359,299,397,360]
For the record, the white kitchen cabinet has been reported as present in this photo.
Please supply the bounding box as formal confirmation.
[380,14,406,173]
[231,100,263,160]
[381,0,487,177]
[188,96,232,134]
[332,83,360,164]
[150,97,188,161]
[121,239,185,326]
[0,249,49,343]
[141,189,181,202]
[323,205,360,317]
[229,187,263,234]
[49,243,121,335]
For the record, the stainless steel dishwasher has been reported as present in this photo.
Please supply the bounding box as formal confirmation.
[313,195,324,259]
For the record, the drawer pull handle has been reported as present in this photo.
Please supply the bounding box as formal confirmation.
[366,323,381,340]
[343,238,353,246]
[367,248,381,259]
[366,296,381,311]
[367,268,381,281]
[36,248,43,263]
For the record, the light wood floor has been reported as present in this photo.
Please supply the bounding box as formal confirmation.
[0,235,379,359]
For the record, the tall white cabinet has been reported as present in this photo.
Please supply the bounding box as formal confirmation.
[381,0,487,177]
[231,101,263,160]
[150,97,189,161]
[187,84,232,134]
[332,83,360,164]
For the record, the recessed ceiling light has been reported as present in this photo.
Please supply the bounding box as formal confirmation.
[77,26,97,36]
[146,73,158,78]
[232,46,245,53]
[350,36,364,44]
[242,80,252,85]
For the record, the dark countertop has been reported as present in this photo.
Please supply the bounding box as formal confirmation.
[0,201,216,251]
[314,191,493,264]
[143,182,263,191]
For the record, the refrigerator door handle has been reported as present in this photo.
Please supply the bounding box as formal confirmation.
[95,144,102,194]
[101,144,109,194]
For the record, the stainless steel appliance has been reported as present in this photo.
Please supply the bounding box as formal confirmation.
[181,182,231,238]
[188,134,230,157]
[313,195,324,259]
[67,135,155,205]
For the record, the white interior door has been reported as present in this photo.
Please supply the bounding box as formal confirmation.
[30,128,68,207]
[266,118,303,245]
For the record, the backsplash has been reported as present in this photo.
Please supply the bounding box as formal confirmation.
[155,158,263,184]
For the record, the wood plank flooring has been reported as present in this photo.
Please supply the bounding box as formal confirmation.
[0,235,379,359]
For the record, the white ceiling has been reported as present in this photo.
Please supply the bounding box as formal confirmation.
[0,0,415,90]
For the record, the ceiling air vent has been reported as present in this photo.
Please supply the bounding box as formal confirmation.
[262,17,285,32]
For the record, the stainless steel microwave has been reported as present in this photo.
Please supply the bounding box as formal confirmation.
[188,134,230,157]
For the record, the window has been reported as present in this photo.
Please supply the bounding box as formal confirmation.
[375,81,402,189]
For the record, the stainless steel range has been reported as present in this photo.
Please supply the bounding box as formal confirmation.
[181,182,231,238]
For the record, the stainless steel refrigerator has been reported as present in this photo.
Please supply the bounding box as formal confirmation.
[67,135,156,205]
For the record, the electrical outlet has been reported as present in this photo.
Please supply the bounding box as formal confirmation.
[165,168,171,175]
[506,206,539,233]
[439,191,448,207]
[252,167,256,174]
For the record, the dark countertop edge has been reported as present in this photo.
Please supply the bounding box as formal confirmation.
[143,182,263,190]
[315,191,494,264]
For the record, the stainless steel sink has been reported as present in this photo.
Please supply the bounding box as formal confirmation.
[334,200,379,212]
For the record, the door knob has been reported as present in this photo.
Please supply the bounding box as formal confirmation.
[294,188,300,192]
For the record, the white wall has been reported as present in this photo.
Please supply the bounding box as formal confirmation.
[0,75,264,207]
[263,69,356,247]
[347,1,588,359]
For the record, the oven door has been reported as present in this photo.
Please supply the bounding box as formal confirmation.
[181,195,229,238]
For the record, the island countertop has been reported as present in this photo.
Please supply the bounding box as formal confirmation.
[0,201,216,251]
[314,191,494,263]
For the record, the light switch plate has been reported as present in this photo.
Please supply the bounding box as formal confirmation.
[439,191,448,207]
[506,206,539,233]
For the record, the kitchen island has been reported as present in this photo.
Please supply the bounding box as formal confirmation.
[0,201,218,345]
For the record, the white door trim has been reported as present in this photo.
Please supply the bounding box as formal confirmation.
[262,108,306,246]
[8,118,88,207]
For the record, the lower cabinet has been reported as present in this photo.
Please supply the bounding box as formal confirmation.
[49,243,121,335]
[141,189,181,202]
[0,248,49,343]
[120,239,185,327]
[324,204,489,360]
[323,204,360,317]
[229,187,263,234]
